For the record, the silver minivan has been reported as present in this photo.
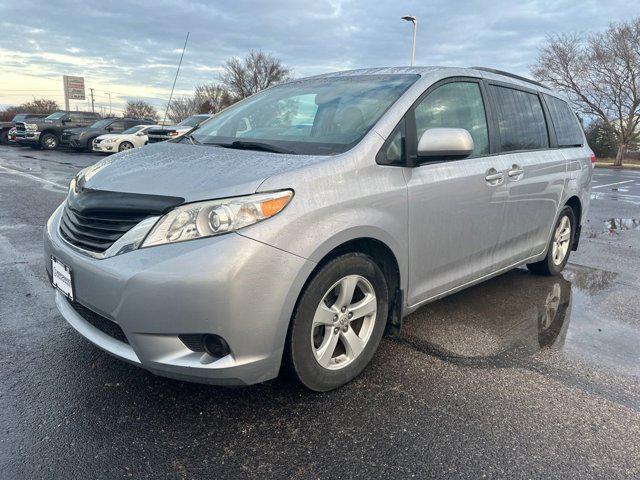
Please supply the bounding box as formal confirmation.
[44,67,593,391]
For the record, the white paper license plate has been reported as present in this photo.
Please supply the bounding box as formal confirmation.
[51,256,74,301]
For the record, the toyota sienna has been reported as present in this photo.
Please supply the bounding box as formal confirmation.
[44,67,593,391]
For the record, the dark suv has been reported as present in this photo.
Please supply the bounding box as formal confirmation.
[0,113,48,145]
[62,117,154,151]
[15,111,101,150]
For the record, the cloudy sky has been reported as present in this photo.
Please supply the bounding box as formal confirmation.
[0,0,635,113]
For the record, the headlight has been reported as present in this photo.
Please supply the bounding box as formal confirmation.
[140,190,293,248]
[25,123,38,131]
[103,138,117,143]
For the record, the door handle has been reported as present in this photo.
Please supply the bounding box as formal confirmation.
[508,164,524,179]
[485,168,504,185]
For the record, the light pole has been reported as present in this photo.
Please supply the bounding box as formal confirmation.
[401,15,417,66]
[105,92,112,116]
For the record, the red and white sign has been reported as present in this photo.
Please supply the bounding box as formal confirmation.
[63,75,86,101]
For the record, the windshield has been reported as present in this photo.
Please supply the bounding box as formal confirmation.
[12,114,27,122]
[179,115,209,127]
[90,119,113,129]
[45,112,67,120]
[122,125,147,134]
[191,74,419,155]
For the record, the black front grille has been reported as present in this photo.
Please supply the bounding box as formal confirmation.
[59,185,184,254]
[16,123,25,132]
[69,300,129,344]
[59,206,147,253]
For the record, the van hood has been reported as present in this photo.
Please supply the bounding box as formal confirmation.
[79,142,327,202]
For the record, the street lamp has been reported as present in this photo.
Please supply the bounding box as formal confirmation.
[401,15,417,66]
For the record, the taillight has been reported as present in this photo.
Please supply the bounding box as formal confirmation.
[590,153,596,164]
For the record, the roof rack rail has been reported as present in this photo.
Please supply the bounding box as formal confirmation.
[471,67,547,89]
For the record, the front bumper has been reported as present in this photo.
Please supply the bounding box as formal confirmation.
[15,131,40,144]
[92,140,116,152]
[44,204,315,385]
[63,135,84,148]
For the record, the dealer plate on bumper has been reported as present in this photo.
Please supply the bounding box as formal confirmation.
[51,256,74,301]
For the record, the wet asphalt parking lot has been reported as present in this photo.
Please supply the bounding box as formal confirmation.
[1,145,639,479]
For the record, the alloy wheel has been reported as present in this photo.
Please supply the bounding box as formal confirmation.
[551,216,571,265]
[310,275,377,370]
[44,136,57,149]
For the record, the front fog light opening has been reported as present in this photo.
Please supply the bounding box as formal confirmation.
[179,334,231,359]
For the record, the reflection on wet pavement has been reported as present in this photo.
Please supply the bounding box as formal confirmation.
[604,218,640,231]
[399,265,639,377]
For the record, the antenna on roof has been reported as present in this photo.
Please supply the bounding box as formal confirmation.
[471,67,546,89]
[162,32,190,125]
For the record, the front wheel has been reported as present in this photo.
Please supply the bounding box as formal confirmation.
[527,206,575,276]
[118,141,134,152]
[40,133,58,150]
[286,253,388,391]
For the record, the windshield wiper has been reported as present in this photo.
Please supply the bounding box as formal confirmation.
[182,133,200,145]
[205,140,294,154]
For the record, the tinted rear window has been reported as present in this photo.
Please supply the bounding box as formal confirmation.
[544,95,583,147]
[490,85,549,152]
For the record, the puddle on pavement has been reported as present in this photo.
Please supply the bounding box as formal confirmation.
[604,218,640,231]
[399,265,639,377]
[590,192,640,205]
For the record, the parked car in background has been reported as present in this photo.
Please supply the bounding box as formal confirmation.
[0,113,48,145]
[62,117,155,151]
[15,111,100,150]
[92,124,160,153]
[44,67,592,391]
[146,114,212,143]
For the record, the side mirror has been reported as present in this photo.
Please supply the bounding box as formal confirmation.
[416,128,474,161]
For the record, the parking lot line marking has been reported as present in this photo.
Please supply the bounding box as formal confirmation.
[0,164,66,190]
[592,180,634,189]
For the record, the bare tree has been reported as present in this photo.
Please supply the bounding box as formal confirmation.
[220,50,291,100]
[533,18,640,166]
[1,99,59,121]
[194,83,235,114]
[166,96,198,123]
[21,98,59,114]
[123,100,159,121]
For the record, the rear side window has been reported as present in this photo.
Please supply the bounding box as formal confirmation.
[489,85,548,152]
[544,95,583,147]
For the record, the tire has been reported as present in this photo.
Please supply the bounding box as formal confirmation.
[286,253,389,391]
[40,133,59,150]
[84,137,97,152]
[119,141,134,152]
[527,206,576,276]
[0,130,8,145]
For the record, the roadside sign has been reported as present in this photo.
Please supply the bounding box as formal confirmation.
[63,75,85,101]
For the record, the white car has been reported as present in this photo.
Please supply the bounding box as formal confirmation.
[92,124,159,153]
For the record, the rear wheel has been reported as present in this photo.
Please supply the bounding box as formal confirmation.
[40,133,58,150]
[527,206,575,276]
[119,141,134,152]
[286,253,388,391]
